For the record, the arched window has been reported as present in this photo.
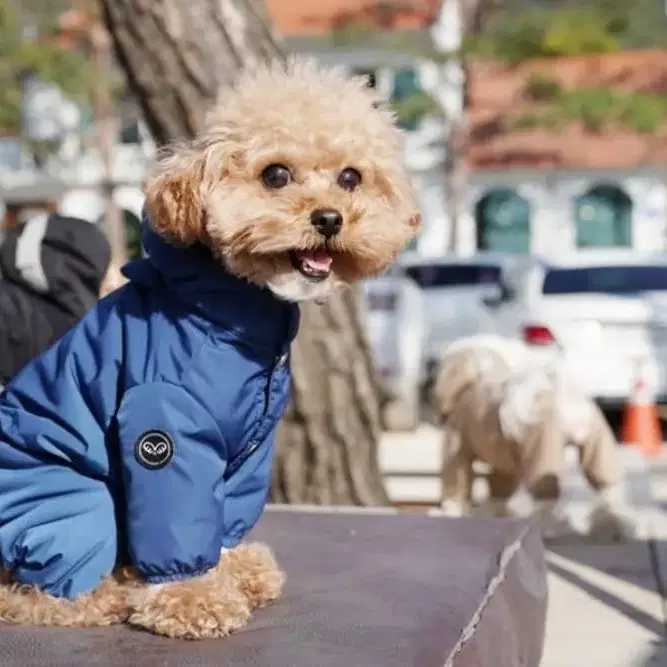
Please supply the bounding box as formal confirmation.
[475,188,531,253]
[574,184,632,248]
[96,209,143,259]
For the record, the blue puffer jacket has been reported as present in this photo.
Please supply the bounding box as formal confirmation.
[0,216,300,599]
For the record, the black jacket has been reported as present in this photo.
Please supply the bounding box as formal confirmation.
[0,214,111,385]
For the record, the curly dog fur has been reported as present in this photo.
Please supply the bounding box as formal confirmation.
[0,567,140,628]
[0,543,283,639]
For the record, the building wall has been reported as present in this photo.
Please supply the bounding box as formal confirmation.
[414,165,667,258]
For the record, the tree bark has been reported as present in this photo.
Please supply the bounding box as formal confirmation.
[100,0,390,506]
[90,21,128,266]
[272,289,387,505]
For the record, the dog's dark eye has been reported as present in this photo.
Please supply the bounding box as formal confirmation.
[261,164,292,189]
[337,167,362,192]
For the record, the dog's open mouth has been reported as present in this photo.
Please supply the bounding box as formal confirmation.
[289,249,333,282]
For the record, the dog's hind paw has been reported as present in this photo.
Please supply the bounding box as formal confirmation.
[0,573,135,628]
[128,576,251,640]
[218,542,285,610]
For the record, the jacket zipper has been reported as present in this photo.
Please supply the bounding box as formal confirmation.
[226,351,289,476]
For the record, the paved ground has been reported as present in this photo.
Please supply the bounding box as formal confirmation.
[539,449,667,667]
[378,429,667,665]
[543,547,667,666]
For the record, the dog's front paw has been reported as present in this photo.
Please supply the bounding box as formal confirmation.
[218,543,285,610]
[128,576,251,640]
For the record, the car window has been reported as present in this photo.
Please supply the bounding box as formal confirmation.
[543,265,667,295]
[403,263,501,289]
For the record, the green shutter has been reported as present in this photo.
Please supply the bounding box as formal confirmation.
[575,186,632,248]
[477,189,531,253]
[575,194,617,247]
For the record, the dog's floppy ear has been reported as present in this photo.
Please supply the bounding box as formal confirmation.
[143,145,206,246]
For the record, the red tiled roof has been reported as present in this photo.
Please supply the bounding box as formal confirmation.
[467,49,667,170]
[265,0,441,37]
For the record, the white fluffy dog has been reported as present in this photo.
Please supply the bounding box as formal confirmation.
[434,334,637,540]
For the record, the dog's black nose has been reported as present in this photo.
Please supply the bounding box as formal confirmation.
[311,208,342,239]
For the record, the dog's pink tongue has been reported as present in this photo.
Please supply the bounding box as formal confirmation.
[297,250,332,272]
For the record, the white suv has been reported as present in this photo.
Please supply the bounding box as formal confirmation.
[483,250,667,408]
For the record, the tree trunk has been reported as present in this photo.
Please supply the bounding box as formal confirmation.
[272,289,387,505]
[90,21,127,266]
[100,0,390,506]
[101,0,283,146]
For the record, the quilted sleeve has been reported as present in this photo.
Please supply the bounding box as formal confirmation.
[117,382,228,583]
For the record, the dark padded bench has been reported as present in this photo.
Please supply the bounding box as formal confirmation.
[0,508,548,667]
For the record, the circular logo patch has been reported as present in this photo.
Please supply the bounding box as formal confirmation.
[135,430,174,470]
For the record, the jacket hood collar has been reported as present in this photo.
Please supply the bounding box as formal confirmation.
[122,213,300,353]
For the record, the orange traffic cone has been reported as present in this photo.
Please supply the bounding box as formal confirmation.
[621,357,662,458]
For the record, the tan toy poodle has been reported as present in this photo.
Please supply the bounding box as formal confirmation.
[0,57,420,639]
